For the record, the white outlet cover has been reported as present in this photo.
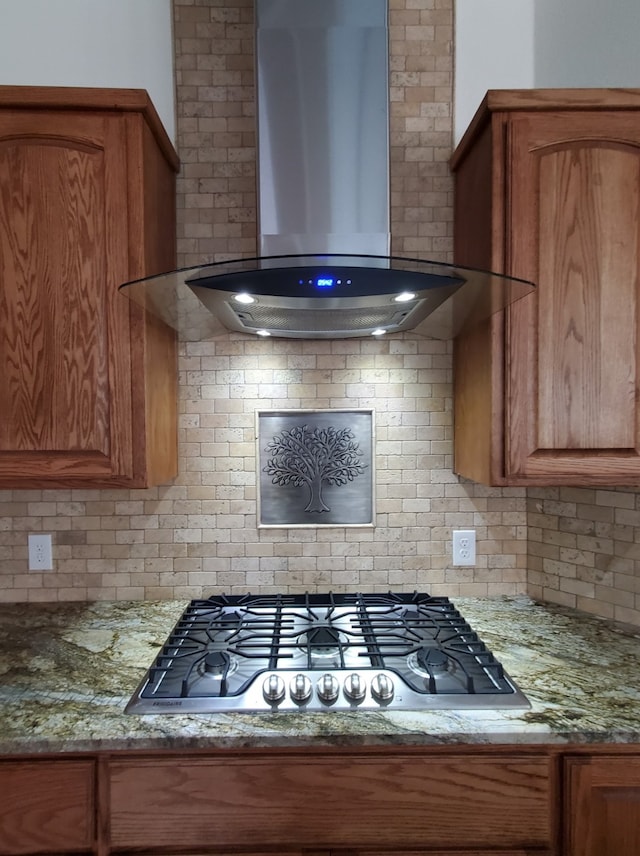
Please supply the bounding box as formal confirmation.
[452,529,476,566]
[28,533,53,571]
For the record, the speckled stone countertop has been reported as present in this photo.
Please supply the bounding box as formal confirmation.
[1,595,639,755]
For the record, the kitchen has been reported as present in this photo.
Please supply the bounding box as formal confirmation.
[2,0,640,854]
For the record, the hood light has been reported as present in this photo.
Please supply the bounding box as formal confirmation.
[256,329,271,337]
[394,291,416,303]
[371,328,387,337]
[234,292,256,305]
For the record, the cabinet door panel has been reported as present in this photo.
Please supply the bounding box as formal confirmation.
[565,755,640,856]
[0,134,108,454]
[0,759,94,854]
[538,143,638,448]
[0,110,133,482]
[506,112,640,482]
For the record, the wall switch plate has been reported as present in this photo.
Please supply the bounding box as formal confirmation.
[28,533,53,571]
[452,529,476,566]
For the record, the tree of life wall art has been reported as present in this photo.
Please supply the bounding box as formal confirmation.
[257,410,375,528]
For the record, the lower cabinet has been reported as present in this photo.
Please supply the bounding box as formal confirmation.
[0,758,95,855]
[4,747,640,855]
[564,755,640,856]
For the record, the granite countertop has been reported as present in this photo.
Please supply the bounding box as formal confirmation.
[1,595,639,755]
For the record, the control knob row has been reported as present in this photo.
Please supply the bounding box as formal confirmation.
[262,672,394,706]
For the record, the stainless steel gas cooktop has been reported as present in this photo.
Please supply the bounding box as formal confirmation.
[125,592,530,714]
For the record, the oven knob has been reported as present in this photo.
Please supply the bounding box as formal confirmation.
[262,674,286,705]
[343,672,366,703]
[370,673,394,704]
[290,673,312,704]
[316,673,340,704]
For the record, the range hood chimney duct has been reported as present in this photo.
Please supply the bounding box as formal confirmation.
[119,0,534,340]
[256,0,390,259]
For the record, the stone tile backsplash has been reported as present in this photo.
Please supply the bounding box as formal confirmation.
[0,333,529,602]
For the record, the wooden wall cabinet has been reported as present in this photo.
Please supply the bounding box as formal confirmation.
[451,89,640,486]
[0,86,179,488]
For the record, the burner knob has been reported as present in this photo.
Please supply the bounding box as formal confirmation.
[290,674,312,704]
[316,673,340,704]
[371,673,394,704]
[343,672,366,703]
[262,674,286,705]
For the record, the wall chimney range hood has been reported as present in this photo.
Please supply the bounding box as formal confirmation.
[119,0,534,340]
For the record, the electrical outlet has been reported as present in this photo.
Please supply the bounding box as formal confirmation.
[452,529,476,566]
[28,534,53,571]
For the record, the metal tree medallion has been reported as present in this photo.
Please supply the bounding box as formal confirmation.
[257,410,374,528]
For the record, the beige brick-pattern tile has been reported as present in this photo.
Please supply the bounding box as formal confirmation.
[389,0,453,260]
[174,0,256,266]
[527,488,640,627]
[1,328,529,603]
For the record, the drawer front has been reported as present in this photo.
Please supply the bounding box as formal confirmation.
[110,754,551,851]
[0,759,94,854]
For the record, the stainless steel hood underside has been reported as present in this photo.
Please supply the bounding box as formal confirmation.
[119,0,535,339]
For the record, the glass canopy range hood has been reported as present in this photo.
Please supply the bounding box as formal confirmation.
[119,254,535,341]
[119,0,535,340]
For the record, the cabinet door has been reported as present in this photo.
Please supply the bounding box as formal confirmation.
[0,109,134,483]
[565,755,640,856]
[0,759,95,854]
[505,111,640,484]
